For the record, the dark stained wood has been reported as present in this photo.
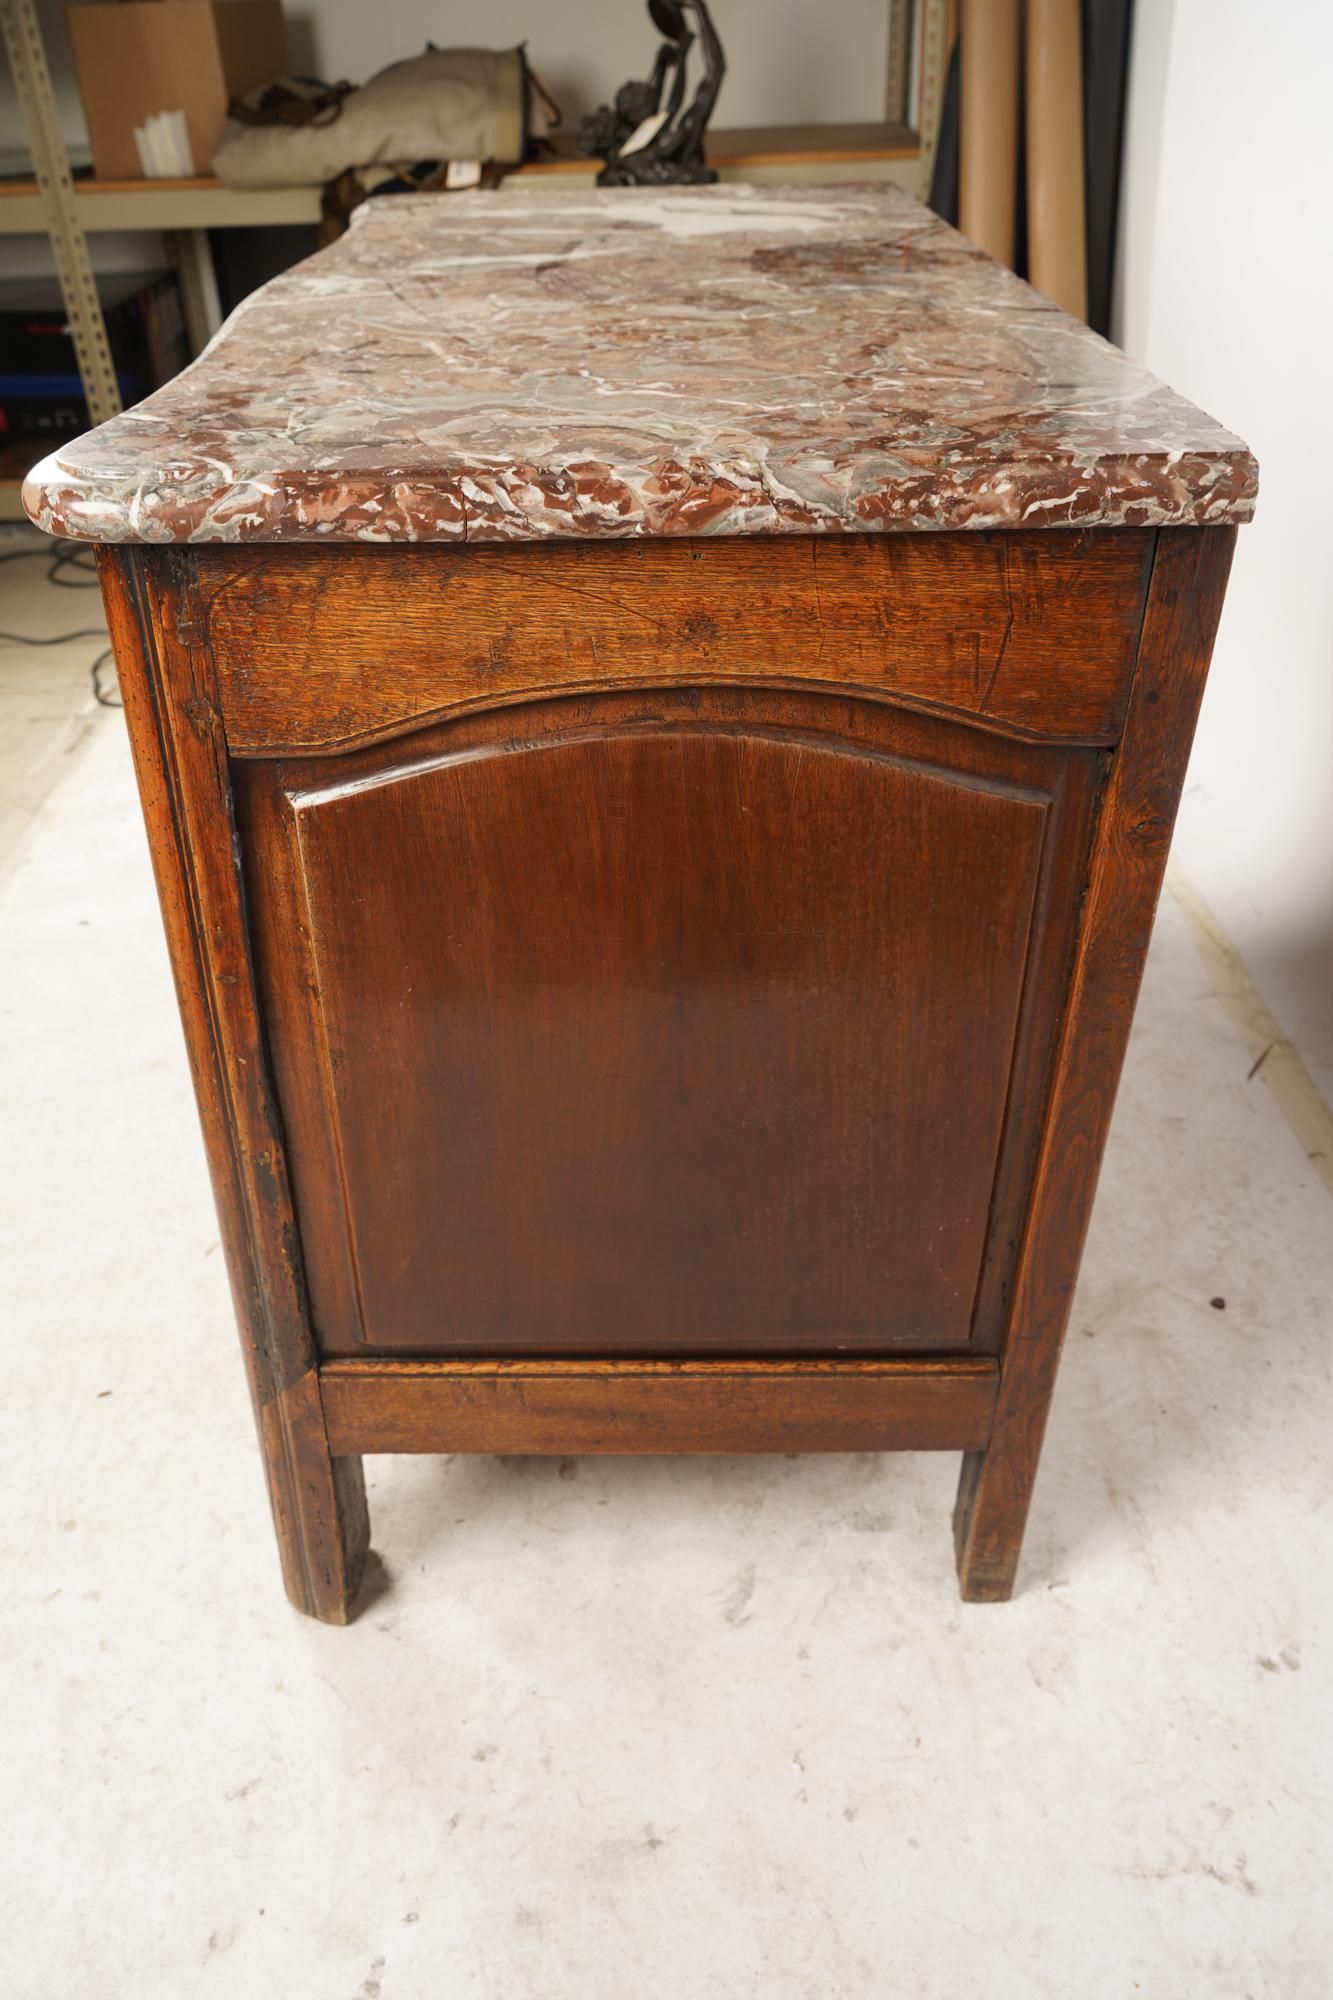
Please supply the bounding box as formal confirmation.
[236,686,1098,1359]
[260,1374,369,1626]
[97,545,369,1623]
[320,1356,998,1456]
[953,525,1238,1600]
[198,531,1155,757]
[90,515,1239,1619]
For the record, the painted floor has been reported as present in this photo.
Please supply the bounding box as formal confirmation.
[1,534,1330,1997]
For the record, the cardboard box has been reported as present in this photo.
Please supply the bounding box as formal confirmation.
[66,1,289,181]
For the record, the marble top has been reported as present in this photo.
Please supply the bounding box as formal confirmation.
[24,183,1256,545]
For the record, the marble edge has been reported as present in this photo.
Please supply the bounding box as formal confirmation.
[22,443,1259,546]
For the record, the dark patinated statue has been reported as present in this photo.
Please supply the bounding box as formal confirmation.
[578,0,725,187]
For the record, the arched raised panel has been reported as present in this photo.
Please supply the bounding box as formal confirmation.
[238,688,1097,1357]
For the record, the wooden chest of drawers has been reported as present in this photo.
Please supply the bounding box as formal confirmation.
[27,185,1254,1619]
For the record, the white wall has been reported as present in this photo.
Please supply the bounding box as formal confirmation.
[1117,0,1333,1098]
[292,0,892,131]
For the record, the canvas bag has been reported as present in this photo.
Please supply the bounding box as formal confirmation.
[212,45,555,186]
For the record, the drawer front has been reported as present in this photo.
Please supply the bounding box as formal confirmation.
[198,529,1153,758]
[237,683,1100,1359]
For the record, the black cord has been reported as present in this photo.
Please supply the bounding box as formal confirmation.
[0,625,107,645]
[50,550,101,588]
[91,648,120,708]
[0,534,119,704]
[0,537,98,579]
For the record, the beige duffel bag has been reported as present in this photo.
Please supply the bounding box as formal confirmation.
[213,45,557,187]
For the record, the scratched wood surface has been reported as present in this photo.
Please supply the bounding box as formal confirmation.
[199,531,1155,757]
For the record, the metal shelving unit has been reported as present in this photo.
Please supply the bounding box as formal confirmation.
[0,0,946,521]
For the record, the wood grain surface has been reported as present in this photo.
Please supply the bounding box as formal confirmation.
[237,685,1097,1361]
[200,531,1154,756]
[320,1356,998,1456]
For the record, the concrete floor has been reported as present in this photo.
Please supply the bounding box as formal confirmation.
[1,533,1331,1996]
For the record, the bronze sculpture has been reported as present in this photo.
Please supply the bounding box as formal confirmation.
[578,0,725,187]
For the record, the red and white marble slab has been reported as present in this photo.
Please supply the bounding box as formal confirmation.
[24,182,1257,545]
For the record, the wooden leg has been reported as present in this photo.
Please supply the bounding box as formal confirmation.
[953,1434,1034,1601]
[259,1374,370,1624]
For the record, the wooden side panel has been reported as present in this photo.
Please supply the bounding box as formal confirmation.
[238,687,1094,1360]
[200,530,1155,755]
[954,526,1238,1600]
[319,1357,999,1456]
[90,516,1239,1618]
